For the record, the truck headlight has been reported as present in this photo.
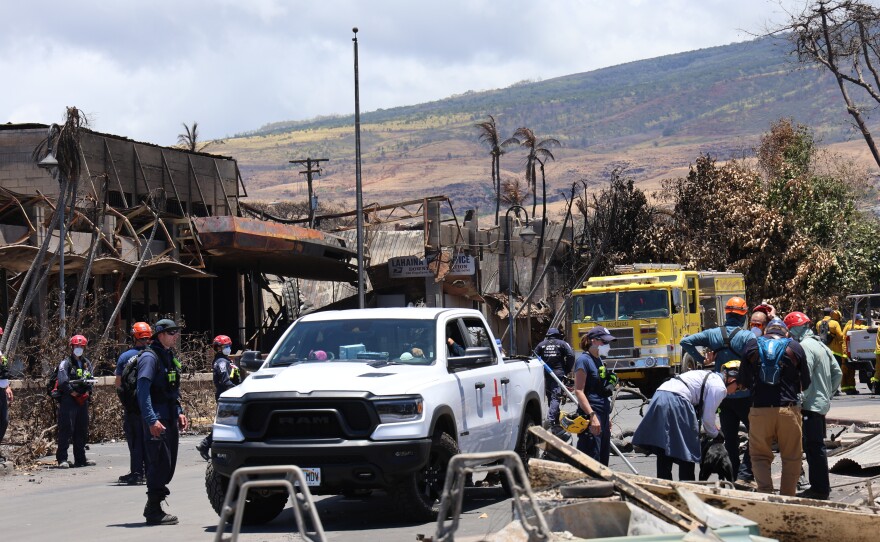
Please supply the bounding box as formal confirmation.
[374,396,423,423]
[215,401,242,426]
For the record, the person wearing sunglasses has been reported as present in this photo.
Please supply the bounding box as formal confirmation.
[137,318,188,525]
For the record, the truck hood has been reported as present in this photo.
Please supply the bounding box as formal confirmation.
[223,361,443,398]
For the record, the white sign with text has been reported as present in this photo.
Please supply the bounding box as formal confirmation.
[388,254,475,278]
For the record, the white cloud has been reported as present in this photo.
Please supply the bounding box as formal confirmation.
[0,0,799,145]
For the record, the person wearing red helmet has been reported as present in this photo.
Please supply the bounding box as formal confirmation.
[785,311,842,500]
[196,334,241,461]
[680,295,757,484]
[55,334,95,468]
[0,326,11,464]
[113,322,152,485]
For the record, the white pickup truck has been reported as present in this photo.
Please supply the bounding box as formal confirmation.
[205,307,546,523]
[844,294,878,393]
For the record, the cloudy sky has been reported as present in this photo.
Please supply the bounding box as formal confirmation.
[1,0,801,146]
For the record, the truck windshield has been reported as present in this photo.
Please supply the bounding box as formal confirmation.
[267,318,437,367]
[618,290,670,319]
[572,290,670,322]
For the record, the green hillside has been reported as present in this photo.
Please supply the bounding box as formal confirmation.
[222,37,876,215]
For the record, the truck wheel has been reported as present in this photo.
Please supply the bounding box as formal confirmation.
[501,416,540,496]
[206,463,288,526]
[392,432,458,522]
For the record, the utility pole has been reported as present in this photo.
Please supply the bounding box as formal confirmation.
[289,157,328,228]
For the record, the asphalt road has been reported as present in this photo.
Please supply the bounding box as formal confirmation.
[2,385,877,541]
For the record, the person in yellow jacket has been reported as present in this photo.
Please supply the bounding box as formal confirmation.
[815,308,848,393]
[841,314,867,395]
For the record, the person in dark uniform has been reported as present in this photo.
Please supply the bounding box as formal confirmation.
[534,327,576,431]
[573,326,617,465]
[56,335,95,468]
[196,335,241,461]
[137,319,188,525]
[0,327,12,464]
[115,322,152,485]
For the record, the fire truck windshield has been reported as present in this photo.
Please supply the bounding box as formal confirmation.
[572,290,670,322]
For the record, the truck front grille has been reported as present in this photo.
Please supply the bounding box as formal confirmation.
[241,398,377,440]
[608,327,635,358]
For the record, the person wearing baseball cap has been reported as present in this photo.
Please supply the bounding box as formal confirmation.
[571,326,617,465]
[535,327,576,432]
[137,318,187,525]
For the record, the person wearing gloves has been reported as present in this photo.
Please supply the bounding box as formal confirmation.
[196,335,241,461]
[55,335,95,468]
[785,311,842,500]
[137,319,188,525]
[572,326,617,465]
[633,363,741,481]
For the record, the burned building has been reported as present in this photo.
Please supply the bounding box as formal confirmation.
[0,123,356,353]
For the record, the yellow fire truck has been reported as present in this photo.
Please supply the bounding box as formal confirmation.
[570,264,746,395]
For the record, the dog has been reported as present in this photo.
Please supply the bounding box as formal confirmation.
[699,436,735,482]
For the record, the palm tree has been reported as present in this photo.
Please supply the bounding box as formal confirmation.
[502,127,559,217]
[178,121,213,152]
[475,115,505,225]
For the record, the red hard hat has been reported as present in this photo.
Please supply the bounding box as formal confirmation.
[70,334,88,347]
[724,296,748,315]
[131,322,152,340]
[783,311,811,328]
[213,335,232,347]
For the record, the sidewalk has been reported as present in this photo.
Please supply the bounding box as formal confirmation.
[825,381,880,427]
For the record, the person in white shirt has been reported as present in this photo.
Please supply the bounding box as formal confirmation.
[633,365,740,480]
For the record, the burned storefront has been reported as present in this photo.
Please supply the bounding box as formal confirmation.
[0,123,356,357]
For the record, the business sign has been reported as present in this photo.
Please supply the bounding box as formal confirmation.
[388,254,475,278]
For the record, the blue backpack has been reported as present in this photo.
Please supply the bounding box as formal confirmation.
[756,336,791,385]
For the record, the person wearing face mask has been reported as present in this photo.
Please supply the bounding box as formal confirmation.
[196,335,241,461]
[784,312,841,500]
[55,334,95,468]
[572,326,617,465]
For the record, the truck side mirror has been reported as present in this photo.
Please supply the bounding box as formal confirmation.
[240,350,264,371]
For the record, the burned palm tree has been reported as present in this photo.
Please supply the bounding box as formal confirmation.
[475,115,505,225]
[502,127,560,218]
[1,107,86,355]
[178,121,213,153]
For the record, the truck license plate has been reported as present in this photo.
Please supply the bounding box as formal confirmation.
[299,467,321,486]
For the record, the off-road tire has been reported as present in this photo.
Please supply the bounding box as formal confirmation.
[501,415,540,496]
[391,432,458,522]
[205,463,288,526]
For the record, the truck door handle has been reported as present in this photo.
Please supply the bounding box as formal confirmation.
[475,382,485,390]
[500,377,510,385]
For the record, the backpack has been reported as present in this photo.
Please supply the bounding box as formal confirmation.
[120,347,154,414]
[817,319,832,345]
[756,336,792,385]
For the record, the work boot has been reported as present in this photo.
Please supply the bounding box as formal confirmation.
[796,488,830,500]
[195,441,210,461]
[143,496,179,525]
[74,459,96,467]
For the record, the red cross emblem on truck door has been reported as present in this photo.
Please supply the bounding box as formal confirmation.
[492,379,502,422]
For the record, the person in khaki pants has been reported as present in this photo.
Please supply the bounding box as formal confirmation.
[740,318,811,496]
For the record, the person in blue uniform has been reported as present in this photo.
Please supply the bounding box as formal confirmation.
[114,321,152,484]
[55,335,95,468]
[573,326,617,465]
[196,335,241,461]
[137,319,188,525]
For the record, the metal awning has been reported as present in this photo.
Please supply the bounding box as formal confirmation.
[193,216,357,282]
[0,245,212,278]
